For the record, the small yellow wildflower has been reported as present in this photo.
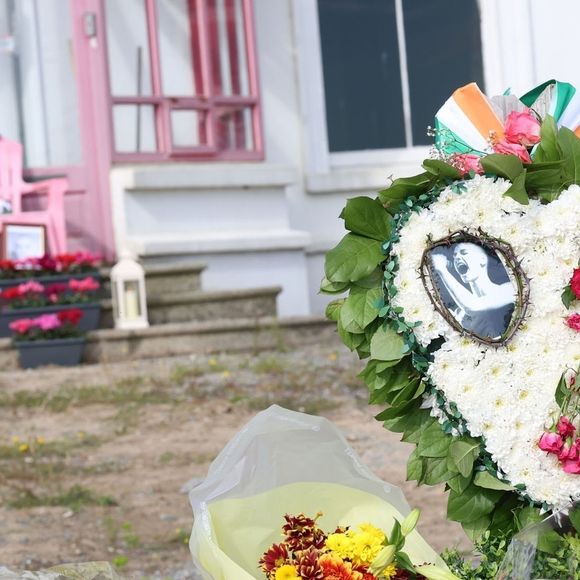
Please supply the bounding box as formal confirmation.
[11,435,20,444]
[208,358,218,367]
[222,370,231,378]
[274,564,299,580]
[18,443,29,453]
[328,352,338,361]
[36,436,46,445]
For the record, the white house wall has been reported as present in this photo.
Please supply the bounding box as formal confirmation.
[111,0,580,317]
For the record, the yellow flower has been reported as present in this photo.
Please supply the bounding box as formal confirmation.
[326,532,353,559]
[222,370,231,378]
[18,443,29,453]
[274,564,299,580]
[381,563,398,579]
[35,436,46,446]
[11,435,20,444]
[350,530,384,566]
[208,358,218,367]
[357,523,386,543]
[328,352,338,361]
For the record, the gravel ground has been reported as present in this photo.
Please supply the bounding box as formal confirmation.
[0,345,472,578]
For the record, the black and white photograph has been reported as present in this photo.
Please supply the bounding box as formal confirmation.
[427,240,516,340]
[2,223,46,261]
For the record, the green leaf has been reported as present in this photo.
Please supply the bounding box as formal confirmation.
[400,410,433,444]
[473,471,514,491]
[389,520,403,551]
[354,268,383,289]
[569,504,580,534]
[342,196,394,241]
[480,154,524,181]
[447,483,502,524]
[462,515,491,541]
[422,456,454,485]
[325,234,384,283]
[562,285,575,309]
[340,286,383,332]
[406,448,424,482]
[394,552,415,575]
[324,299,344,322]
[320,276,350,295]
[447,473,472,494]
[378,172,433,210]
[422,159,462,180]
[555,371,570,409]
[448,439,480,478]
[337,322,365,351]
[376,398,418,422]
[557,126,580,186]
[515,506,542,531]
[503,169,529,205]
[370,324,406,362]
[534,115,560,163]
[418,421,451,458]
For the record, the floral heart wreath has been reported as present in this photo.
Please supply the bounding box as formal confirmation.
[323,80,580,539]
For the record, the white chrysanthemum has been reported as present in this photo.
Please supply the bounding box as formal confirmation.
[391,176,580,509]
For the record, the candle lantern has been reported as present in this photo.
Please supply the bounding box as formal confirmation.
[110,251,149,330]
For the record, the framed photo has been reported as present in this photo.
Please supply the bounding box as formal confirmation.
[2,223,47,261]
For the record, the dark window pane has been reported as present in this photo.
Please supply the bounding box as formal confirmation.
[404,0,485,145]
[318,0,405,152]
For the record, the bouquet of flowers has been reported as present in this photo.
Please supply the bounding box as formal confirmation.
[1,277,100,309]
[0,252,101,279]
[9,309,84,342]
[259,510,450,580]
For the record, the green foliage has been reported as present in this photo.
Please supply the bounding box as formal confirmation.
[325,233,384,283]
[480,154,524,181]
[562,284,575,309]
[342,196,394,241]
[370,324,406,362]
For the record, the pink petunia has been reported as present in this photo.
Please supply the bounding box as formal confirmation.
[36,314,61,331]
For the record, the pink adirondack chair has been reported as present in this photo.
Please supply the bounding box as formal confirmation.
[0,138,68,256]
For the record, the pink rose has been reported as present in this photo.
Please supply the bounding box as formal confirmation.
[504,110,541,147]
[562,459,580,474]
[493,139,532,163]
[566,313,580,331]
[451,153,483,176]
[538,432,564,453]
[558,442,579,462]
[557,416,576,439]
[36,314,61,331]
[9,318,34,334]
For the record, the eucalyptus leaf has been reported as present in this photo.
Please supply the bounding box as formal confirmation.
[370,324,406,362]
[342,196,394,241]
[325,234,384,283]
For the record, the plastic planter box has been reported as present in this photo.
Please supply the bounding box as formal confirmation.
[15,337,85,369]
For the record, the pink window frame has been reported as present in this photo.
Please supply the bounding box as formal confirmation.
[104,0,263,163]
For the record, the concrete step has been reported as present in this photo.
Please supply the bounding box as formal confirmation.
[100,261,206,300]
[99,286,281,327]
[0,316,338,369]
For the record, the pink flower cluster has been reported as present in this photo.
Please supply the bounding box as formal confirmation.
[493,109,540,163]
[9,309,84,338]
[1,277,100,306]
[538,416,580,474]
[0,252,102,279]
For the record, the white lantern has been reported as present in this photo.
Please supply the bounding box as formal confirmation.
[110,251,149,330]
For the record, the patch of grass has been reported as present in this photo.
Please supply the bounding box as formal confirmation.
[110,403,141,435]
[170,364,204,384]
[8,484,117,512]
[121,522,141,549]
[252,356,286,375]
[112,555,129,569]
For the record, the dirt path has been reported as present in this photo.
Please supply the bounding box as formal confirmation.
[0,346,472,578]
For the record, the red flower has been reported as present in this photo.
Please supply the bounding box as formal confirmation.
[57,309,84,326]
[558,442,580,462]
[259,543,289,574]
[2,287,22,300]
[44,283,68,296]
[504,110,541,147]
[37,255,58,272]
[538,432,564,453]
[451,153,483,176]
[9,318,35,334]
[566,313,580,332]
[571,268,580,300]
[0,259,16,271]
[69,277,100,292]
[557,416,576,439]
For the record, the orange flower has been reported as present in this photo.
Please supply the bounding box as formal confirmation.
[319,553,363,580]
